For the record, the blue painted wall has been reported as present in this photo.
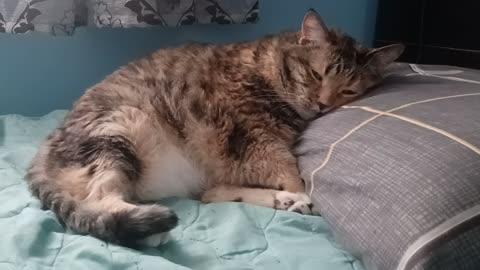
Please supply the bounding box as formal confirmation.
[0,0,378,116]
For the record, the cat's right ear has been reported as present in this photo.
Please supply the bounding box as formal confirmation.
[366,44,405,70]
[299,9,329,45]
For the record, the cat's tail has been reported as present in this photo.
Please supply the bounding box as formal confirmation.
[26,168,178,247]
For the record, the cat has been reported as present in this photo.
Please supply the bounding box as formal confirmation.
[26,9,404,247]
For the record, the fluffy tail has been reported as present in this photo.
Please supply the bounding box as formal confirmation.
[26,172,178,247]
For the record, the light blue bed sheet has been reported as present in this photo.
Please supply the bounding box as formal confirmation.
[0,111,365,270]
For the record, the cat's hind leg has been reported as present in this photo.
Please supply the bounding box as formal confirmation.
[28,162,179,247]
[27,119,179,247]
[201,185,313,215]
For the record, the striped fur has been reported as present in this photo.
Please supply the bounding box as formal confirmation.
[26,10,403,247]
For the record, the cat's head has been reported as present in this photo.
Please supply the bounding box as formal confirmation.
[279,9,404,118]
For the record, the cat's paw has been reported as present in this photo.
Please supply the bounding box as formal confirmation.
[288,200,313,215]
[274,191,313,215]
[274,191,297,210]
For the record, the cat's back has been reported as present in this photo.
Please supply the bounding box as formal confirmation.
[64,42,214,122]
[63,33,294,132]
[91,42,216,94]
[74,32,293,109]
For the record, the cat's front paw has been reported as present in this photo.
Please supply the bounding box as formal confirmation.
[274,191,313,215]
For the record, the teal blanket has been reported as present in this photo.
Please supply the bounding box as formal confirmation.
[0,111,364,270]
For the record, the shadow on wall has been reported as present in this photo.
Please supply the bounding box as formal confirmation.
[0,0,378,116]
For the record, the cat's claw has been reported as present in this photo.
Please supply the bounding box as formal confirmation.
[274,191,313,215]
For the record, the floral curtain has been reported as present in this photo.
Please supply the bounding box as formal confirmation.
[0,0,259,35]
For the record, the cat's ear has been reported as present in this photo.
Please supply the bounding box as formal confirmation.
[299,9,329,45]
[366,44,405,70]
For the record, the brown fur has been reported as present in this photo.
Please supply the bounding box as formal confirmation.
[26,10,404,247]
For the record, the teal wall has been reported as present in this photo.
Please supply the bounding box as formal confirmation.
[0,0,378,116]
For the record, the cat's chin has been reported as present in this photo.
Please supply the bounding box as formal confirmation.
[295,106,320,121]
[321,106,336,114]
[308,106,336,120]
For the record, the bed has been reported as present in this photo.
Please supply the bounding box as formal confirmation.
[1,63,479,270]
[0,116,361,269]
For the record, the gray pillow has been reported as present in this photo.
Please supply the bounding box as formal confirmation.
[297,63,480,270]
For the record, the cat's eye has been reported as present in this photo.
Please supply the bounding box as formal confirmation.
[311,69,323,81]
[341,89,358,96]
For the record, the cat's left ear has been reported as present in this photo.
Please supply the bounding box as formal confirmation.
[299,9,329,45]
[366,44,405,70]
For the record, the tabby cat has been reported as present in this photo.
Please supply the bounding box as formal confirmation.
[26,9,404,247]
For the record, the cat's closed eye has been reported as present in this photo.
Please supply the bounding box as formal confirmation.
[311,69,323,81]
[340,89,358,97]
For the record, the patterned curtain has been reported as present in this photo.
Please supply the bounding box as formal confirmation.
[0,0,259,35]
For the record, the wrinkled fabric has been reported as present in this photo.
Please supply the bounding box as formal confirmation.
[0,110,363,270]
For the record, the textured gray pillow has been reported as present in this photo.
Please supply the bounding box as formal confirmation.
[297,63,480,270]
